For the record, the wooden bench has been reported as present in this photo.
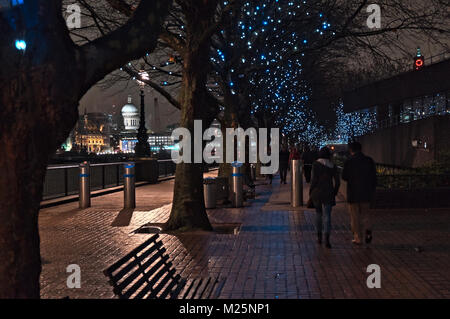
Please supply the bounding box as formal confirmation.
[103,234,226,299]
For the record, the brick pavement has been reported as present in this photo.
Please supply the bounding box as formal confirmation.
[39,173,450,299]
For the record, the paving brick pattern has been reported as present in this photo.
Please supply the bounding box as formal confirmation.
[39,175,450,299]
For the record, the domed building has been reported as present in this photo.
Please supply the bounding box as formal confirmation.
[121,95,139,130]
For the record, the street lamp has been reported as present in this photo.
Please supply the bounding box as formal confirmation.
[134,68,152,157]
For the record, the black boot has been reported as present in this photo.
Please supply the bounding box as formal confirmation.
[317,232,322,244]
[325,233,332,248]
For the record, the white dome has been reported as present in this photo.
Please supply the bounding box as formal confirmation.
[121,96,139,130]
[121,103,138,114]
[121,95,138,115]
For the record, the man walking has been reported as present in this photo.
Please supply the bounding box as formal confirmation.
[289,144,301,162]
[302,145,315,183]
[279,144,290,184]
[342,142,377,245]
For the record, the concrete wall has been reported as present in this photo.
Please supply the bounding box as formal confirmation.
[343,59,450,113]
[358,115,450,167]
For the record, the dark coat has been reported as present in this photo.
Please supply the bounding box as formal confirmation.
[279,150,290,168]
[310,160,340,206]
[342,152,377,203]
[289,149,301,161]
[302,151,315,164]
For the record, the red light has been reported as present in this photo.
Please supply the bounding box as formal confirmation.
[414,57,424,70]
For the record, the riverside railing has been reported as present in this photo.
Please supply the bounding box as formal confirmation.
[42,160,177,201]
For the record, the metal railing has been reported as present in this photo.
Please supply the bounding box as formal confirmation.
[375,163,450,190]
[43,162,126,200]
[375,163,419,175]
[42,160,177,201]
[158,159,176,178]
[376,174,450,190]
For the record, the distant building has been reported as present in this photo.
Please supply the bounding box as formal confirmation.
[72,111,112,153]
[118,96,179,153]
[343,57,450,131]
[118,96,140,152]
[120,134,176,153]
[121,95,139,130]
[341,56,450,167]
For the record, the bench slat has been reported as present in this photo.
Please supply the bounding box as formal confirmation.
[158,274,182,299]
[200,277,218,299]
[111,246,166,286]
[113,253,169,294]
[120,256,170,298]
[133,267,175,299]
[178,278,195,299]
[211,277,226,299]
[169,278,187,299]
[145,260,175,288]
[182,278,203,299]
[147,268,177,299]
[193,277,212,299]
[103,233,228,300]
[104,234,159,276]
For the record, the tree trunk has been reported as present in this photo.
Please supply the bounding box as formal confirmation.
[0,0,169,298]
[0,84,79,298]
[165,2,219,231]
[165,163,212,231]
[218,86,238,180]
[165,46,213,231]
[0,41,80,296]
[0,144,46,298]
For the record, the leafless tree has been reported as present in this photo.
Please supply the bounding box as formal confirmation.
[0,0,170,298]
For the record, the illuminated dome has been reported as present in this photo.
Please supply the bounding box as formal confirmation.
[121,104,138,114]
[121,95,139,130]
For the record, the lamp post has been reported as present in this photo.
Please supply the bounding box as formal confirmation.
[134,69,151,157]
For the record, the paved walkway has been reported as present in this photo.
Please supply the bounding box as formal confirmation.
[39,173,450,299]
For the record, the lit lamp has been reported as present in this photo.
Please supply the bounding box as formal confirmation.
[137,69,149,88]
[134,68,151,157]
[414,47,425,71]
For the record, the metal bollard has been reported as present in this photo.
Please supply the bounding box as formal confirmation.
[291,159,304,207]
[124,162,136,209]
[204,178,217,209]
[79,161,91,209]
[231,162,243,208]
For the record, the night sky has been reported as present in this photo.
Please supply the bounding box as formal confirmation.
[78,80,180,133]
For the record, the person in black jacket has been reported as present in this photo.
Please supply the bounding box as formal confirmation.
[279,144,290,184]
[310,147,340,248]
[302,145,315,183]
[342,142,377,245]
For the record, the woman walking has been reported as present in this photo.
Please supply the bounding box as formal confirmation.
[309,147,340,248]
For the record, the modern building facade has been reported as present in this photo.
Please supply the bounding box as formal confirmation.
[341,56,450,167]
[343,58,450,130]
